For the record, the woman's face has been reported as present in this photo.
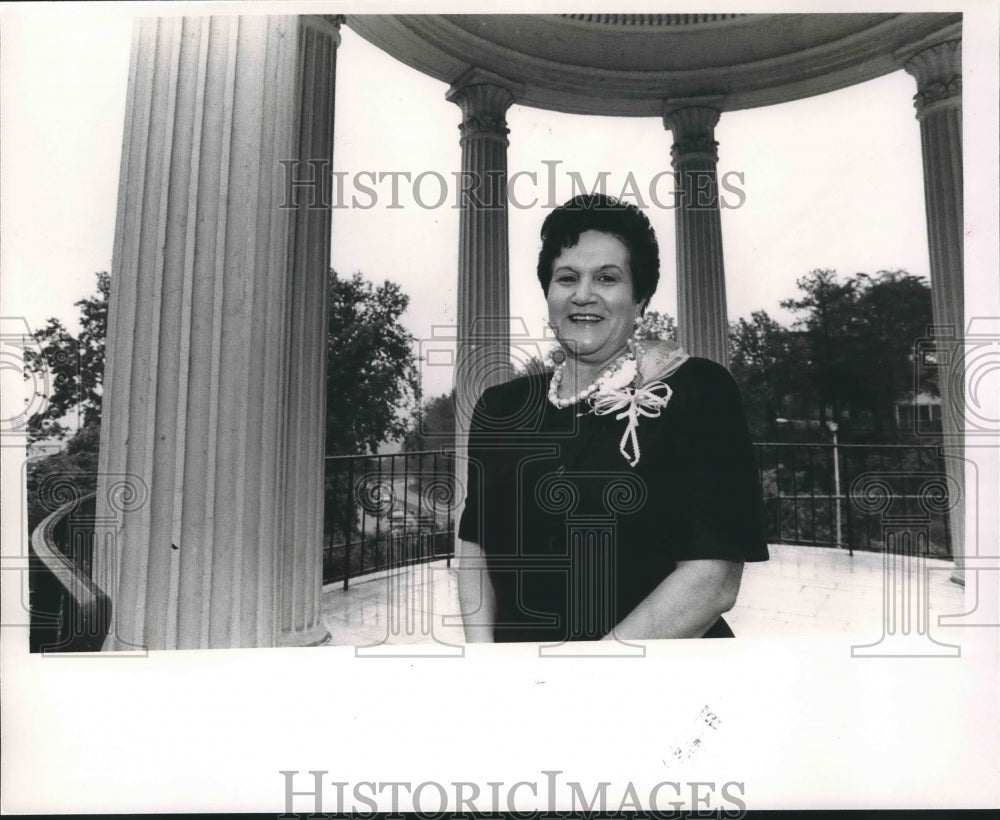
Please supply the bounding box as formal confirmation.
[547,230,641,366]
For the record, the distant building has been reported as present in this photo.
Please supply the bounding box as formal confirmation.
[26,441,64,460]
[894,391,943,429]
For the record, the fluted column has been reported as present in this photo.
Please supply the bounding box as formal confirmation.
[95,15,340,650]
[277,17,341,646]
[446,68,520,452]
[901,31,965,583]
[663,100,730,366]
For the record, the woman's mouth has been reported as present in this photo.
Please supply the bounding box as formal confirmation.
[567,314,604,324]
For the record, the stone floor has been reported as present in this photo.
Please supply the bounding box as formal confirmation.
[320,544,968,646]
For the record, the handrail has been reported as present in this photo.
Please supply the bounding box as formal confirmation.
[755,441,945,449]
[29,491,111,652]
[324,448,452,461]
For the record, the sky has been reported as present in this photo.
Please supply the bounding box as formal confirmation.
[1,4,992,403]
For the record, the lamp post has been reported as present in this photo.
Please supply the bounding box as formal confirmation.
[826,421,842,549]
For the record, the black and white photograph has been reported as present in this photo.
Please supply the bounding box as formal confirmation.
[2,0,998,814]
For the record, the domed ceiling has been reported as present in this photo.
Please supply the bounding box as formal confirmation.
[347,13,961,115]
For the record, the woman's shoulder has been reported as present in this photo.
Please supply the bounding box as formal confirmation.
[661,356,746,428]
[671,355,735,385]
[635,340,733,387]
[474,371,550,417]
[480,370,548,398]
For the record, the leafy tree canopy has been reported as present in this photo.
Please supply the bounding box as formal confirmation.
[635,309,677,342]
[736,268,936,438]
[403,391,455,453]
[23,271,108,444]
[326,270,420,455]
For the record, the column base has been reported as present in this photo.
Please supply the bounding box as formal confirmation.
[278,623,332,647]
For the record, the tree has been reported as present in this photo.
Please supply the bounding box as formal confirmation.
[635,309,677,342]
[852,270,936,434]
[779,269,861,425]
[728,310,801,437]
[319,271,419,557]
[23,271,109,443]
[403,390,456,453]
[325,270,420,455]
[514,354,551,378]
[778,268,936,435]
[25,422,101,531]
[22,272,108,527]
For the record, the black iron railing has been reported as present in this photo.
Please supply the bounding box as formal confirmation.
[29,492,111,652]
[323,450,458,587]
[322,443,954,587]
[754,442,953,557]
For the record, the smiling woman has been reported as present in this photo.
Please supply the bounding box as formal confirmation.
[456,195,769,644]
[546,230,638,371]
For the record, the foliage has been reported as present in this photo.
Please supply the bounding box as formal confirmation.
[731,268,938,439]
[25,423,101,532]
[514,355,552,378]
[779,269,861,424]
[22,272,108,527]
[850,270,937,434]
[635,310,677,342]
[23,271,109,443]
[403,391,456,453]
[325,270,420,455]
[728,310,803,438]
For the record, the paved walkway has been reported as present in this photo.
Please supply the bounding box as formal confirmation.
[321,544,966,645]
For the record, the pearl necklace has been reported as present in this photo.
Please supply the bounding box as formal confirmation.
[547,350,635,409]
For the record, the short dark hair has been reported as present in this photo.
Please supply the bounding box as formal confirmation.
[536,194,660,308]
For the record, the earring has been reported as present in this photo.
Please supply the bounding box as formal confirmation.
[543,318,567,365]
[628,315,642,358]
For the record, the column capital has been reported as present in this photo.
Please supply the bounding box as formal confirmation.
[898,30,961,119]
[447,67,522,144]
[662,98,724,165]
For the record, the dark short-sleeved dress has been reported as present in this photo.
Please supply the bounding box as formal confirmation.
[457,356,769,643]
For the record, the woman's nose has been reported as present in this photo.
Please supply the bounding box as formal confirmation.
[571,278,595,303]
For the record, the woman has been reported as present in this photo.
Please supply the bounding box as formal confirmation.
[457,194,768,643]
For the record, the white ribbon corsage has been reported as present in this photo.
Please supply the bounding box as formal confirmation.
[588,343,688,467]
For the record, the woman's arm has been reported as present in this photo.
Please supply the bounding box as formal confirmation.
[456,539,496,642]
[603,559,743,640]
